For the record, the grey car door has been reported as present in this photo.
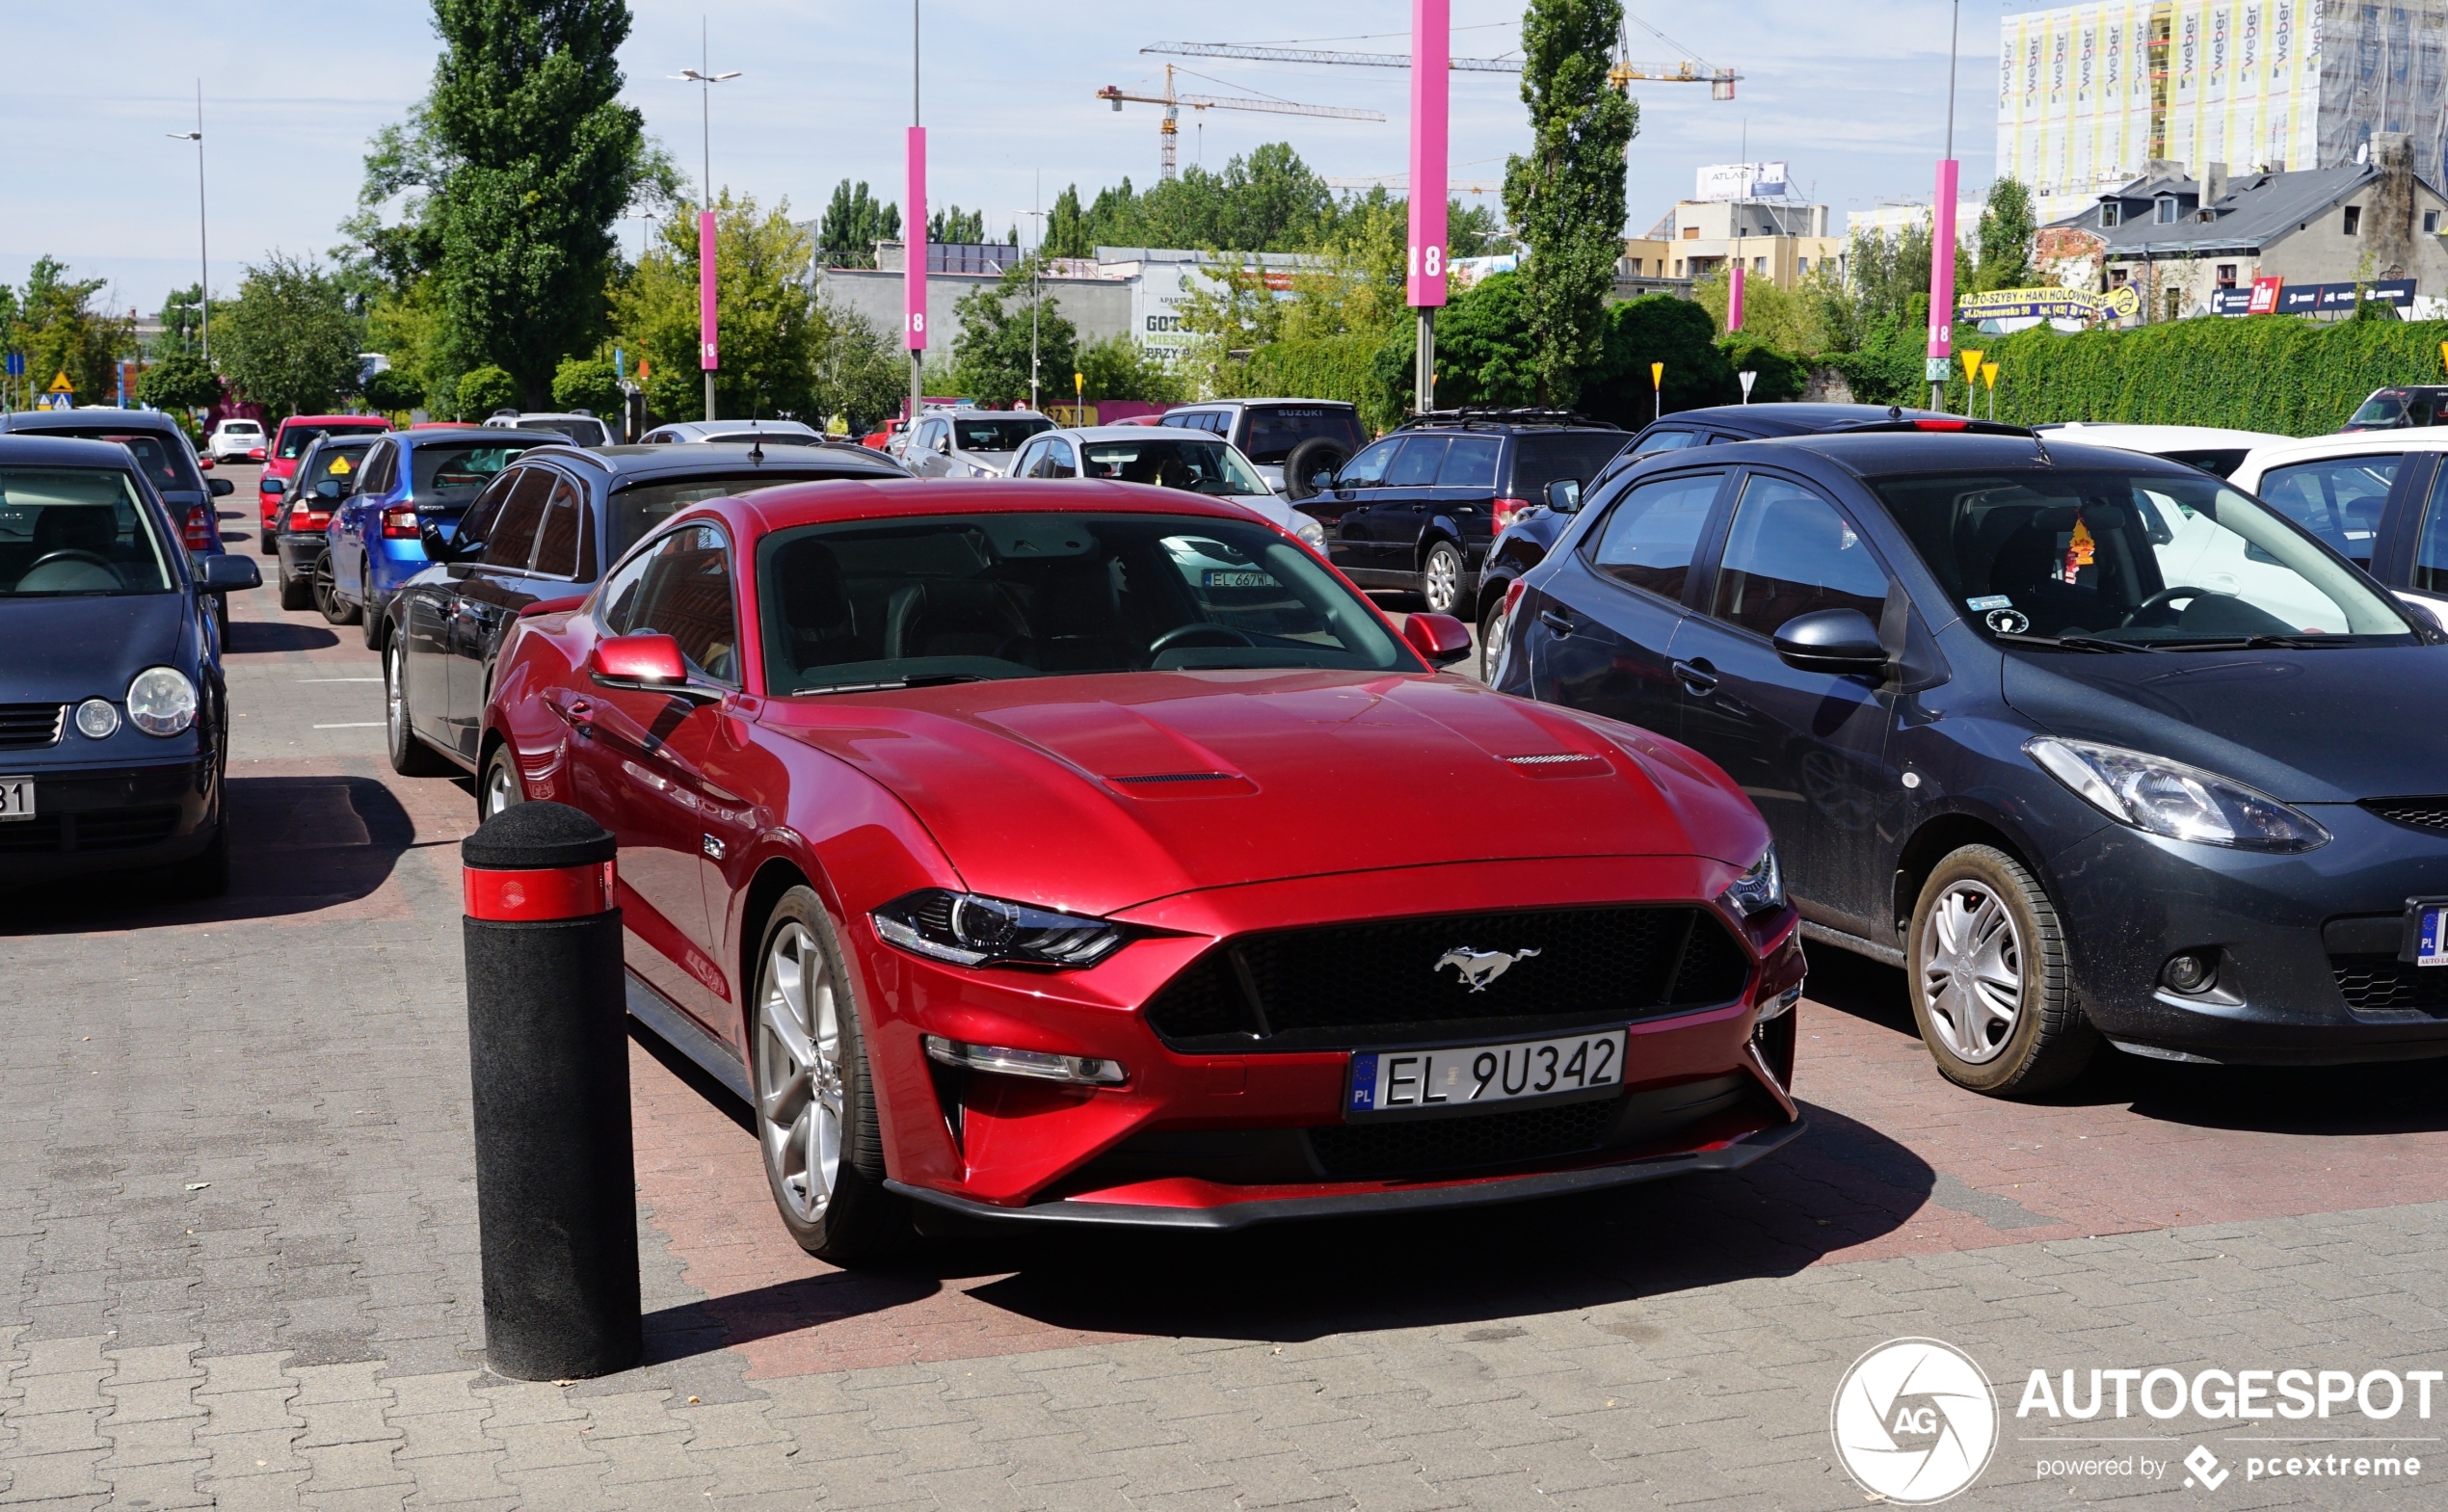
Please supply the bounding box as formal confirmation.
[443,467,554,753]
[1529,468,1728,740]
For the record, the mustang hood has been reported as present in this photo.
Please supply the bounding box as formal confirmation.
[0,593,193,704]
[2002,645,2448,803]
[764,669,1764,915]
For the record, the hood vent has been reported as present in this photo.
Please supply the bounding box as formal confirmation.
[1105,769,1257,799]
[1503,752,1609,775]
[1113,771,1235,784]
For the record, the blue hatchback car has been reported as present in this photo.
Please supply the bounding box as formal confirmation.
[326,427,554,647]
[0,435,259,897]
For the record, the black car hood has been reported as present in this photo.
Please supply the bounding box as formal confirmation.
[0,593,193,703]
[2001,647,2448,803]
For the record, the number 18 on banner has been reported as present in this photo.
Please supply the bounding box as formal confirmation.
[1404,0,1450,308]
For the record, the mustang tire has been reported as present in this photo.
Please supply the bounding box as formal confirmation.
[1906,844,2096,1097]
[749,888,907,1263]
[478,744,522,820]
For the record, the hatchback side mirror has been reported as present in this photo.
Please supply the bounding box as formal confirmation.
[1545,478,1582,513]
[248,447,267,462]
[1773,608,1888,676]
[1401,611,1475,667]
[314,479,343,501]
[419,521,459,562]
[197,554,262,595]
[208,478,234,497]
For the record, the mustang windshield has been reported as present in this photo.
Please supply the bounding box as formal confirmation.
[758,512,1407,692]
[0,467,175,597]
[1872,467,2419,648]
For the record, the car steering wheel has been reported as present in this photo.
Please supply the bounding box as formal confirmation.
[21,549,121,583]
[1148,623,1257,658]
[2124,585,2211,629]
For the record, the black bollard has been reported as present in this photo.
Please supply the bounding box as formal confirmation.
[462,801,641,1380]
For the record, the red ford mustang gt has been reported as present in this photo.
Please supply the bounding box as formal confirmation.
[483,478,1805,1260]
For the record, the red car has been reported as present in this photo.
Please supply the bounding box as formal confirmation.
[482,479,1804,1260]
[257,413,391,551]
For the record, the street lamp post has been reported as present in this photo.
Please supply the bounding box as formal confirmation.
[675,20,740,423]
[165,80,209,365]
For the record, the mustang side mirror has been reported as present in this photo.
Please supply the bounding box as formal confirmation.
[1772,608,1888,676]
[1545,478,1582,513]
[208,478,234,497]
[197,555,262,595]
[589,632,689,687]
[1401,611,1475,668]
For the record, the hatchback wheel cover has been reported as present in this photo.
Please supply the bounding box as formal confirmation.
[1424,548,1459,612]
[758,922,843,1224]
[386,649,406,743]
[1920,880,2023,1064]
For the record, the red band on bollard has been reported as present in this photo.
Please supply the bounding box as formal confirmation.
[464,861,617,922]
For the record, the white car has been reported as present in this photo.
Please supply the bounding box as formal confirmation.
[903,409,1053,479]
[2030,422,2289,479]
[2227,431,2448,627]
[1006,425,1328,551]
[207,418,264,462]
[485,411,612,447]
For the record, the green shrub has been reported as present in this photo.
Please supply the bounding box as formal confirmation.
[550,357,622,414]
[1982,315,2448,435]
[454,364,518,420]
[1716,337,1811,403]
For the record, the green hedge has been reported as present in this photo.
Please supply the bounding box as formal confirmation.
[1977,314,2448,435]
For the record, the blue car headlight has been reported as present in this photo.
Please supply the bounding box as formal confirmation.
[1720,844,1784,916]
[2024,736,2329,852]
[126,667,197,737]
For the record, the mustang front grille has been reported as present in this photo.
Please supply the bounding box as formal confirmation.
[1143,905,1753,1051]
[0,703,65,751]
[1307,1098,1617,1180]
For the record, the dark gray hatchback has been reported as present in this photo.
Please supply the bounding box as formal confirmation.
[1496,427,2448,1092]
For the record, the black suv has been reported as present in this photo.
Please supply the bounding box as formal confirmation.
[1477,404,1954,676]
[1294,410,1631,617]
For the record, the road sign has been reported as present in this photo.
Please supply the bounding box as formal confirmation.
[48,370,75,394]
[1959,349,1985,385]
[4,352,23,378]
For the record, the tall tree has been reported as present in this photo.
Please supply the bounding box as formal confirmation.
[154,284,207,357]
[1975,177,2038,292]
[216,253,365,420]
[353,1,664,409]
[1504,0,1636,405]
[928,205,986,245]
[612,192,823,423]
[816,179,899,268]
[1045,185,1091,259]
[5,258,137,406]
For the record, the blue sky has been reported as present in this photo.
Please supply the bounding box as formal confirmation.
[1,1,2003,316]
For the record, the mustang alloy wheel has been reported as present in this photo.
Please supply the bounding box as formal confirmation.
[479,744,521,818]
[1906,844,2095,1096]
[747,889,906,1260]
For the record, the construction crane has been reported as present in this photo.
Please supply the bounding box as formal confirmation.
[1142,15,1738,98]
[1327,175,1503,194]
[1097,66,1386,182]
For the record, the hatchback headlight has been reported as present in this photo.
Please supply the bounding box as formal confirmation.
[1293,514,1326,550]
[126,668,198,737]
[2024,736,2329,852]
[1721,844,1784,915]
[871,889,1126,968]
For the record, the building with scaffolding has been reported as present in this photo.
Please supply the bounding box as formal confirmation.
[1997,2,2448,224]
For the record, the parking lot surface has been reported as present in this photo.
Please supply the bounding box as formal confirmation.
[5,545,2446,1510]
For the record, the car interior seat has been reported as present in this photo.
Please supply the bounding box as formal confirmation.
[882,579,1037,664]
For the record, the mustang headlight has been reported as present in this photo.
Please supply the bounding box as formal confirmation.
[126,667,198,737]
[871,889,1126,968]
[1720,844,1784,915]
[2024,736,2329,852]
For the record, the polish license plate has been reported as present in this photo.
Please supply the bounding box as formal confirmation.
[0,776,33,821]
[2416,905,2448,967]
[1347,1030,1626,1118]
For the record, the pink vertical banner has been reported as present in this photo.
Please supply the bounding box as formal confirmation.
[1405,0,1449,306]
[906,126,928,354]
[1927,158,1959,372]
[1727,263,1746,332]
[699,211,718,372]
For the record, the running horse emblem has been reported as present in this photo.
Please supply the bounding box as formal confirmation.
[1434,946,1541,993]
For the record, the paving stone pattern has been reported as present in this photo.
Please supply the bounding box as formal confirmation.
[3,537,2444,1508]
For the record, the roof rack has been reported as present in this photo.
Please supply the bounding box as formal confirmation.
[1396,406,1616,432]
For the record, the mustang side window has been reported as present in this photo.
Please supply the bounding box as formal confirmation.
[1710,476,1889,638]
[1585,471,1723,600]
[627,525,739,685]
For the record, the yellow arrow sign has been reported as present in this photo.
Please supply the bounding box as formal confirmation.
[47,370,73,394]
[1959,349,1985,385]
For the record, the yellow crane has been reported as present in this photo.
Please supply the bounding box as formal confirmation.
[1097,65,1387,182]
[1142,13,1738,99]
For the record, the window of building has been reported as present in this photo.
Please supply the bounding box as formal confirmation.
[1673,259,1685,277]
[2100,200,2121,228]
[2428,210,2441,234]
[1753,256,1767,273]
[1797,256,1810,273]
[2107,267,2130,286]
[2344,204,2362,234]
[2155,196,2178,224]
[2216,264,2238,288]
[1682,225,1699,240]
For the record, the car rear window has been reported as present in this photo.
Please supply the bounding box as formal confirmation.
[516,417,610,445]
[950,417,1052,453]
[412,441,544,504]
[607,469,875,558]
[279,421,386,459]
[1508,432,1633,500]
[39,430,205,496]
[1243,406,1365,464]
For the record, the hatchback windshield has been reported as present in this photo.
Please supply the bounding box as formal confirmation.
[1079,437,1268,495]
[0,467,175,597]
[950,417,1051,453]
[412,441,543,505]
[758,512,1407,693]
[279,422,385,460]
[1871,467,2417,647]
[516,417,609,445]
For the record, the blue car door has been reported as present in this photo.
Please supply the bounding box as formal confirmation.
[1664,467,1899,938]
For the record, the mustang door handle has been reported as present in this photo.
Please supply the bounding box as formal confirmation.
[1673,658,1720,696]
[1537,609,1574,636]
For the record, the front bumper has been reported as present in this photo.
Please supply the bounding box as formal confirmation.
[2053,805,2448,1064]
[0,756,219,886]
[858,855,1806,1224]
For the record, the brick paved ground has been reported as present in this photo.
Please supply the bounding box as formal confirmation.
[4,530,2445,1510]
